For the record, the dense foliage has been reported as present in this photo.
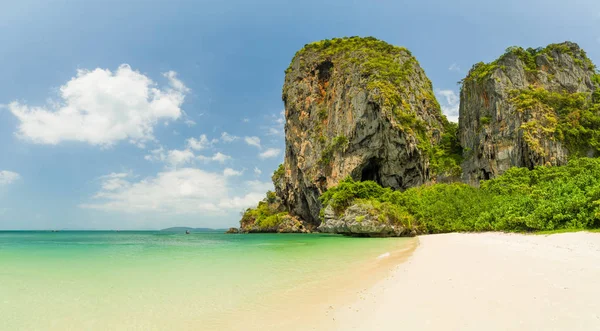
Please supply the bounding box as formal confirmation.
[240,191,287,230]
[511,86,600,156]
[272,164,285,183]
[321,158,600,233]
[429,121,463,177]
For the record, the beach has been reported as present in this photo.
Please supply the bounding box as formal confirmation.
[321,232,600,331]
[2,231,600,330]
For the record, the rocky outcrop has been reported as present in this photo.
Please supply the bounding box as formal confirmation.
[239,39,600,236]
[225,227,239,234]
[318,204,417,237]
[278,37,453,225]
[242,213,313,234]
[238,188,315,233]
[459,42,599,184]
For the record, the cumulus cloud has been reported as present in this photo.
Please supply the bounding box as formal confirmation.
[254,167,262,176]
[223,168,243,177]
[8,64,189,147]
[99,172,131,191]
[166,149,195,167]
[81,169,271,214]
[186,134,216,150]
[197,152,231,164]
[259,148,281,159]
[265,110,285,136]
[436,89,460,122]
[220,132,239,143]
[0,171,20,185]
[144,146,167,162]
[244,136,261,148]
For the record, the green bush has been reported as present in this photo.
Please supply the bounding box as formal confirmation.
[321,158,600,233]
[272,164,285,183]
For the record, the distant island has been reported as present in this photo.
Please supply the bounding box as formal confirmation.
[160,227,227,232]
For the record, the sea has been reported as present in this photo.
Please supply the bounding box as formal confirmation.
[0,231,415,330]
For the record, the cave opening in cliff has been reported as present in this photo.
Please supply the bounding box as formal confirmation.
[316,60,333,82]
[481,169,491,180]
[360,158,382,185]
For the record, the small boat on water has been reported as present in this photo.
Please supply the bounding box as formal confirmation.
[185,230,190,234]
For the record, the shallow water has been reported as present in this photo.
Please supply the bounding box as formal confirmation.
[0,231,413,330]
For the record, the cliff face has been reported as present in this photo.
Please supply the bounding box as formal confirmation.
[278,37,454,225]
[459,42,599,184]
[238,39,600,235]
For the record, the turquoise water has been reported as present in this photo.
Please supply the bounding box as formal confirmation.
[0,231,413,330]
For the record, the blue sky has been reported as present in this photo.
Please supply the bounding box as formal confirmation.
[1,0,599,230]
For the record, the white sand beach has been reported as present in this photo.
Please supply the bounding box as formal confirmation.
[318,232,600,331]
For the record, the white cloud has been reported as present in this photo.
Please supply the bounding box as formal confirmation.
[82,169,271,214]
[99,172,131,191]
[448,63,461,72]
[220,132,239,143]
[8,64,188,147]
[242,118,250,123]
[144,146,167,162]
[218,192,266,210]
[254,167,262,176]
[268,127,282,135]
[166,149,195,167]
[184,119,196,127]
[244,136,261,148]
[197,152,231,164]
[0,171,20,185]
[266,110,285,137]
[276,110,285,125]
[259,148,281,159]
[223,168,243,177]
[436,89,460,123]
[245,180,274,193]
[186,134,216,150]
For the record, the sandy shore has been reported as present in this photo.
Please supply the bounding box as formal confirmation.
[318,232,600,330]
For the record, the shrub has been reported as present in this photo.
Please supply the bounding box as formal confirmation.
[320,158,600,233]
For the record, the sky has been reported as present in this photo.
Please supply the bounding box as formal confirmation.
[1,0,599,230]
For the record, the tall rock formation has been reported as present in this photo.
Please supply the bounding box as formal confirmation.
[459,42,600,184]
[277,37,457,225]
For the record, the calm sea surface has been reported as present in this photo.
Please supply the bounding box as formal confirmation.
[0,231,413,330]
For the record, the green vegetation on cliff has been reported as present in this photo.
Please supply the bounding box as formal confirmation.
[321,158,600,233]
[511,86,600,155]
[462,42,596,85]
[462,41,600,159]
[241,198,288,230]
[429,121,463,177]
[240,189,288,231]
[272,164,285,183]
[319,135,349,165]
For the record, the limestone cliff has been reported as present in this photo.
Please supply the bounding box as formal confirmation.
[459,42,600,184]
[277,37,457,225]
